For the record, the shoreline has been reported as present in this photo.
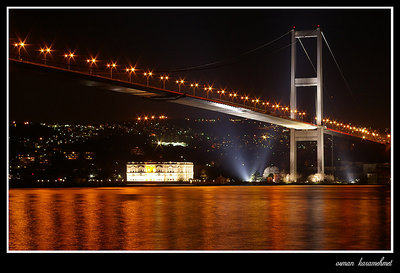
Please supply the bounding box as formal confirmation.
[8,182,391,189]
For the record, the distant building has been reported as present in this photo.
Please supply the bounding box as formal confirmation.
[18,154,35,165]
[363,163,390,184]
[130,146,144,156]
[126,162,194,182]
[263,166,279,182]
[63,151,78,160]
[83,151,95,160]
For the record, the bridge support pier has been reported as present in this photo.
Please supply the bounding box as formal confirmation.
[289,129,297,181]
[290,127,325,182]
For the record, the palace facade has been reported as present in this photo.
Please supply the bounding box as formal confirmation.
[126,162,194,182]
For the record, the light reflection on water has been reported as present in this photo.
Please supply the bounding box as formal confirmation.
[8,185,391,251]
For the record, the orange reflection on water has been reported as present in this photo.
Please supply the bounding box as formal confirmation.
[9,185,391,251]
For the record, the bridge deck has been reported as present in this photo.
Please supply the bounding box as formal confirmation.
[9,58,318,130]
[10,58,389,144]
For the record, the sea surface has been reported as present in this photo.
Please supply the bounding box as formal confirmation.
[8,185,391,251]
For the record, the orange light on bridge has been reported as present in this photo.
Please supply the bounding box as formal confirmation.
[204,86,213,98]
[13,40,27,60]
[189,82,199,95]
[86,58,97,74]
[160,75,169,89]
[39,46,52,64]
[64,52,75,69]
[64,53,75,58]
[144,71,153,86]
[106,62,117,78]
[125,67,136,83]
[14,41,25,48]
[217,89,226,99]
[176,79,185,92]
[40,47,51,53]
[87,58,97,64]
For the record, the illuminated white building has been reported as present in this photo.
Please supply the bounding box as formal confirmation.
[126,162,194,182]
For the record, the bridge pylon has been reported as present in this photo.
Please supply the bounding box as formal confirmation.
[289,27,325,182]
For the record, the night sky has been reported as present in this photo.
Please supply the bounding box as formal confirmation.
[8,7,392,131]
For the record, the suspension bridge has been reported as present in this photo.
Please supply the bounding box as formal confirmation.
[9,26,391,181]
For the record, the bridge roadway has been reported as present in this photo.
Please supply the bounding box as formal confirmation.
[10,58,322,131]
[13,58,385,143]
[12,57,386,143]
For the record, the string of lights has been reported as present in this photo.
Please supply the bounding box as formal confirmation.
[9,35,390,144]
[136,115,168,121]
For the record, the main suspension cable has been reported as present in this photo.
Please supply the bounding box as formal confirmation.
[158,29,292,73]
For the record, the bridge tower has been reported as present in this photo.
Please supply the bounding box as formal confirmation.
[290,27,324,182]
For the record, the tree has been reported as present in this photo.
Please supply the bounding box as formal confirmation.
[250,171,262,182]
[200,169,208,181]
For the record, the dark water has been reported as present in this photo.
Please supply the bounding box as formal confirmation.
[8,185,391,251]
